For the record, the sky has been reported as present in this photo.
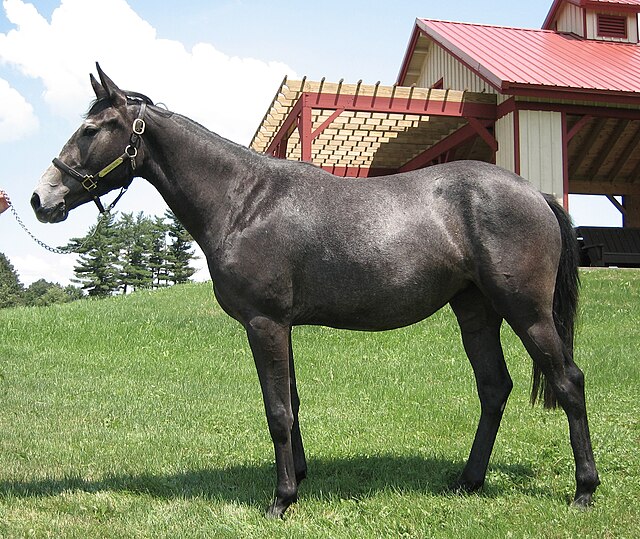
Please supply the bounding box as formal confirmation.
[0,0,624,286]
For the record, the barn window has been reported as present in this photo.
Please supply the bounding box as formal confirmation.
[597,14,628,38]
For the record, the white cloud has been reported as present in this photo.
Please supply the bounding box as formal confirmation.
[0,0,297,143]
[12,252,76,286]
[0,77,38,141]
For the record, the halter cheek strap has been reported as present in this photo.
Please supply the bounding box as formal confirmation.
[52,100,147,214]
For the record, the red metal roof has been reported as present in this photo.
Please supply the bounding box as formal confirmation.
[409,19,640,99]
[586,0,640,5]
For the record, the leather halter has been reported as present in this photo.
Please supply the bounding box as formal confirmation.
[52,99,147,214]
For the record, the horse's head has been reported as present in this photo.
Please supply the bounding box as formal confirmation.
[31,63,150,223]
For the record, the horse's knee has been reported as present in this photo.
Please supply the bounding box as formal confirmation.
[266,405,294,444]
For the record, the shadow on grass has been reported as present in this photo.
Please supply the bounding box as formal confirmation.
[0,454,549,507]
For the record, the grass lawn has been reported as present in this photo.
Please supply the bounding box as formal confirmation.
[0,269,638,538]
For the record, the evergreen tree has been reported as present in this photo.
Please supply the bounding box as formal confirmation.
[117,212,153,293]
[148,215,169,289]
[0,253,24,308]
[164,210,197,285]
[64,213,120,297]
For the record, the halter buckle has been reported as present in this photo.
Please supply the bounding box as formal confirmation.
[82,175,98,191]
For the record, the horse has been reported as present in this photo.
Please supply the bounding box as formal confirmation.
[31,65,599,518]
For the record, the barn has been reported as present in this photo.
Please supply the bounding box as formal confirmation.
[250,0,640,264]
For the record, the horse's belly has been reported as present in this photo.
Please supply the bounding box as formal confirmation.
[293,265,466,330]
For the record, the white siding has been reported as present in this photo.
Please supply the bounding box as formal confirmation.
[495,112,515,173]
[518,110,564,199]
[417,43,496,93]
[556,3,584,36]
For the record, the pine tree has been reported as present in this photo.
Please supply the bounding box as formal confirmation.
[0,253,24,308]
[65,213,120,297]
[148,215,169,289]
[164,210,197,285]
[117,212,153,293]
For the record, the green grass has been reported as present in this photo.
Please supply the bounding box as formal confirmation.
[0,270,638,538]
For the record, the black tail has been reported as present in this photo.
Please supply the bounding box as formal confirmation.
[531,194,581,409]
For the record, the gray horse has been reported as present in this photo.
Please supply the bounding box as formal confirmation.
[31,65,599,518]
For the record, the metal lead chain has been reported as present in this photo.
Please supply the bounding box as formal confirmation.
[4,191,109,255]
[8,203,73,254]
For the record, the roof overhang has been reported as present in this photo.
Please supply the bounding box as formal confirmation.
[250,78,497,176]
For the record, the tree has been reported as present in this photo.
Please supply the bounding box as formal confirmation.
[23,279,82,307]
[0,253,24,308]
[64,213,120,297]
[164,210,197,285]
[148,215,169,289]
[117,212,153,293]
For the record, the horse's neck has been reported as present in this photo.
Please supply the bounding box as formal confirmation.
[140,110,256,252]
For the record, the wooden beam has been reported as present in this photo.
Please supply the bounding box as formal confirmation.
[307,91,496,120]
[568,117,608,179]
[311,108,345,140]
[623,195,640,227]
[299,95,312,162]
[398,122,486,172]
[608,121,640,180]
[466,117,498,152]
[569,180,640,195]
[566,115,593,142]
[265,98,303,156]
[606,194,626,215]
[588,119,629,179]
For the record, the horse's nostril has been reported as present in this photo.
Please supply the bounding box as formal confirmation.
[31,192,42,212]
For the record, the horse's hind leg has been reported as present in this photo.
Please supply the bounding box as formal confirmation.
[508,313,600,506]
[450,285,513,492]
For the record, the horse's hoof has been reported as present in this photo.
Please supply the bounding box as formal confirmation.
[265,495,297,519]
[449,478,483,494]
[265,503,286,519]
[571,493,594,509]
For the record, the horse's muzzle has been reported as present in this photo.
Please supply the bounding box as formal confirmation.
[31,192,67,223]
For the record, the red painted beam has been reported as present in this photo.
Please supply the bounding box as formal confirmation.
[466,117,498,152]
[321,166,394,177]
[311,108,345,140]
[308,92,496,120]
[566,115,593,142]
[265,98,303,156]
[299,95,312,162]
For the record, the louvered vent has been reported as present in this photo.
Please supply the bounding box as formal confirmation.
[597,14,628,38]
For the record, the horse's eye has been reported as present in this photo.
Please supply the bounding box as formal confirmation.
[83,125,99,137]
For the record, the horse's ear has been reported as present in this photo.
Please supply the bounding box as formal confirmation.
[95,62,126,106]
[90,73,108,100]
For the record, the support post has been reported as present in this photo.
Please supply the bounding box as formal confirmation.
[298,94,312,163]
[623,195,640,227]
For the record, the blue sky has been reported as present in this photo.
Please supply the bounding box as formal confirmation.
[0,0,622,285]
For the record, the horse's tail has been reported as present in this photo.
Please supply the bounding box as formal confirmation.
[531,194,581,409]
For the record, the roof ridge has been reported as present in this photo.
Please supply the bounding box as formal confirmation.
[417,18,556,34]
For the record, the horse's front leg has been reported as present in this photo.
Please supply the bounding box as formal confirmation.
[246,316,297,518]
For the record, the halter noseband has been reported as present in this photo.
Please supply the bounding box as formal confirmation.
[52,99,148,214]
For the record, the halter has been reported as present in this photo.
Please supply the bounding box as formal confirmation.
[52,99,148,214]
